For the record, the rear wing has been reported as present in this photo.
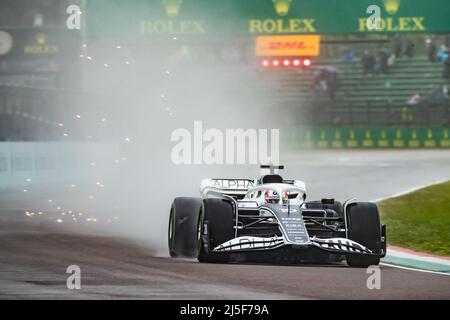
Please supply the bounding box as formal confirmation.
[260,164,284,174]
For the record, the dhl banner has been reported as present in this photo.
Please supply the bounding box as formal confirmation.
[255,35,320,56]
[286,127,450,149]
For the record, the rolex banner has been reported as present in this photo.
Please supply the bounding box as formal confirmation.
[0,29,80,74]
[86,0,450,38]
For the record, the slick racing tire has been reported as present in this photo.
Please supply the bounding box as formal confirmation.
[168,197,202,258]
[345,202,382,268]
[197,198,234,263]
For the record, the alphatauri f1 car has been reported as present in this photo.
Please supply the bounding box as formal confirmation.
[168,165,386,267]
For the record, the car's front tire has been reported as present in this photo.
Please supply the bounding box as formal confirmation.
[168,197,202,258]
[345,202,382,267]
[197,198,234,263]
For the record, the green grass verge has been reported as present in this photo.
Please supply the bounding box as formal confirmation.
[378,181,450,256]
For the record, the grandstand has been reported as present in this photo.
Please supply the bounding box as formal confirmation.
[1,0,449,148]
[251,55,449,127]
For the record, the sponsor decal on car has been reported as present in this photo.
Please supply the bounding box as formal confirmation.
[212,179,255,190]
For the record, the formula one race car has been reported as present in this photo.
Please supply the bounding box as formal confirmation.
[168,165,386,267]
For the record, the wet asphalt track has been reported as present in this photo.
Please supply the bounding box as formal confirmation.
[0,150,450,299]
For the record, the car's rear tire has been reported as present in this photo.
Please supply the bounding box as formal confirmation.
[197,198,234,263]
[168,197,202,258]
[345,202,381,267]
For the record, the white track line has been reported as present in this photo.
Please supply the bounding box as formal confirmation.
[386,248,450,266]
[380,262,450,276]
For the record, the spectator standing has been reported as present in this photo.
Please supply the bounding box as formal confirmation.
[393,33,403,58]
[426,38,437,62]
[379,48,390,74]
[404,39,415,58]
[312,67,338,101]
[387,53,396,67]
[444,54,450,80]
[437,45,449,62]
[361,50,375,77]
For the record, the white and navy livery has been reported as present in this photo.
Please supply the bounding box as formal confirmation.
[168,165,386,267]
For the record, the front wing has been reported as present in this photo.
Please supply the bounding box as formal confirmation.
[212,235,386,257]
